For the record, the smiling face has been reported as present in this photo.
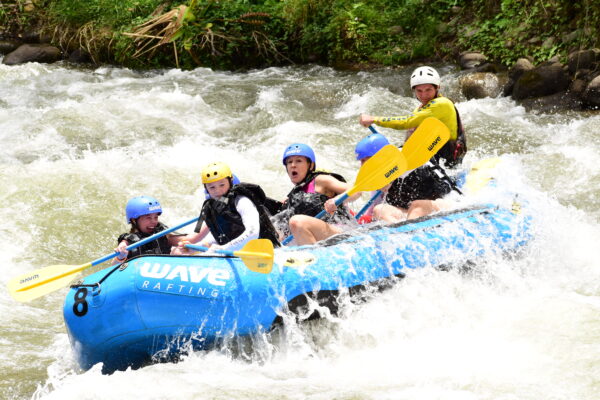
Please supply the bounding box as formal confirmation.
[285,155,312,184]
[135,213,160,234]
[413,83,438,105]
[205,177,231,199]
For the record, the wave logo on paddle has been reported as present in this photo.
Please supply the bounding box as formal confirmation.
[428,135,442,151]
[137,262,233,298]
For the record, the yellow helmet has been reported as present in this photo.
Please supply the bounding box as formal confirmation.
[201,161,233,184]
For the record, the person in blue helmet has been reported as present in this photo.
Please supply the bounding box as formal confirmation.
[354,133,455,222]
[271,143,358,245]
[352,133,391,223]
[113,196,185,263]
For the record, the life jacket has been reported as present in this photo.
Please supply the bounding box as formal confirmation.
[385,165,454,210]
[117,222,172,259]
[433,105,467,168]
[196,183,280,247]
[284,170,353,223]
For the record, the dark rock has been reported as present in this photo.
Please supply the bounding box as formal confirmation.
[574,69,592,82]
[568,49,600,75]
[508,58,534,81]
[582,75,600,109]
[459,52,487,69]
[0,40,21,55]
[512,63,570,100]
[503,80,515,97]
[539,56,561,67]
[471,62,500,73]
[2,44,61,65]
[68,48,92,64]
[21,31,52,44]
[459,72,502,99]
[570,79,587,96]
[518,91,583,113]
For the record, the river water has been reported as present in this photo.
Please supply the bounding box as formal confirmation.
[0,60,598,400]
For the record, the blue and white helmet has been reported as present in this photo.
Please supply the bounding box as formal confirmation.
[282,143,316,166]
[125,196,162,223]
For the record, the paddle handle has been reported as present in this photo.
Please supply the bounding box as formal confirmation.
[185,243,235,257]
[368,125,379,134]
[355,190,382,220]
[90,216,198,266]
[282,192,350,245]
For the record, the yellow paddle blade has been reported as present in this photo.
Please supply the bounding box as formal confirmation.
[403,117,451,170]
[465,157,502,193]
[7,263,91,302]
[234,239,274,274]
[350,144,407,195]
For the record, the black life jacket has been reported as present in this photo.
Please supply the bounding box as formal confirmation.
[433,105,467,168]
[196,183,280,247]
[284,170,353,222]
[117,222,172,259]
[385,165,454,210]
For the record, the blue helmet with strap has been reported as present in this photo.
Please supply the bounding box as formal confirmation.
[125,196,162,223]
[282,143,316,165]
[355,133,390,160]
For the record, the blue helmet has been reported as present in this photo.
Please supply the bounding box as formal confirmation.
[205,174,241,199]
[355,133,390,160]
[282,143,316,166]
[125,196,162,223]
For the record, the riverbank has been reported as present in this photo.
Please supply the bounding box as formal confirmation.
[1,1,598,69]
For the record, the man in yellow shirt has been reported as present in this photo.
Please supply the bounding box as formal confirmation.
[359,66,466,168]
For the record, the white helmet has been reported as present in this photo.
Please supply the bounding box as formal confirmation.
[410,66,441,88]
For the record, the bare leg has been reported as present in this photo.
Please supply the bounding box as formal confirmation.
[373,203,407,222]
[406,199,450,220]
[289,215,342,245]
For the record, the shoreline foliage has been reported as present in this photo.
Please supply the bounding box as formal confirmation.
[1,0,599,69]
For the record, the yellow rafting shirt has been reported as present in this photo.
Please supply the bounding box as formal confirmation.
[373,96,458,141]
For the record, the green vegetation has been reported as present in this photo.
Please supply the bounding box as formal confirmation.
[1,0,599,69]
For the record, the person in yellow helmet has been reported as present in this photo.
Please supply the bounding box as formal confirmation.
[173,161,279,254]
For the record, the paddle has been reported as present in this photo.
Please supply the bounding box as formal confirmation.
[371,117,450,171]
[8,216,199,303]
[370,118,460,194]
[281,143,408,245]
[354,190,383,220]
[357,119,449,219]
[185,238,274,274]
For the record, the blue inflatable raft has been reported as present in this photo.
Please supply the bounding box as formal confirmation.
[63,201,529,373]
